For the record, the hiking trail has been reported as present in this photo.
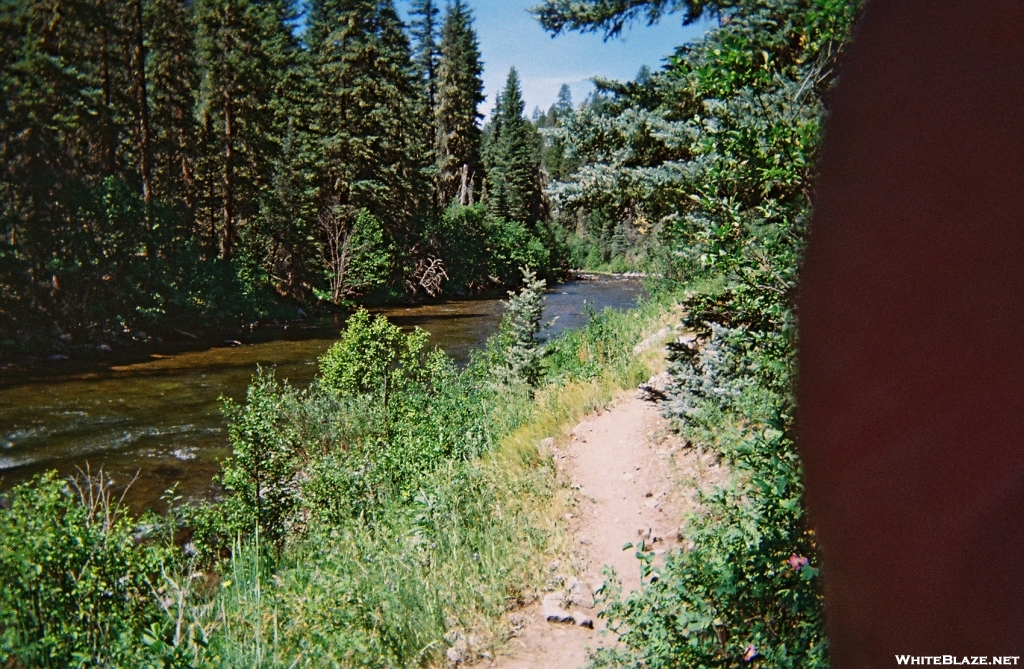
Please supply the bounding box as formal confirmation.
[488,385,726,668]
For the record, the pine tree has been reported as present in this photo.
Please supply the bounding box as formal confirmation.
[255,17,319,296]
[435,0,485,207]
[146,0,199,223]
[407,0,441,215]
[408,0,441,110]
[485,67,542,224]
[307,0,426,249]
[555,83,573,120]
[540,82,576,181]
[0,0,133,326]
[194,0,294,260]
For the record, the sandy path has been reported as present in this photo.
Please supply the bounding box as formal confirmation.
[488,392,723,669]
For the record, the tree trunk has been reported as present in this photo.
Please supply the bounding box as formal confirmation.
[459,163,469,206]
[133,0,153,208]
[221,89,234,261]
[180,151,195,231]
[100,2,115,175]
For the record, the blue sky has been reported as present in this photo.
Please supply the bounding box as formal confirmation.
[397,1,713,118]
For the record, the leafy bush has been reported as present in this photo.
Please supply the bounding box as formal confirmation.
[318,310,430,403]
[220,372,304,548]
[425,203,562,292]
[0,472,190,668]
[216,307,500,549]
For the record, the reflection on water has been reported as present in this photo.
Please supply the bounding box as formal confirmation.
[0,278,645,509]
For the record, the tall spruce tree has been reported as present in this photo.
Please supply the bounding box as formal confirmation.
[554,83,573,119]
[407,0,441,216]
[435,0,485,207]
[194,0,293,260]
[540,83,575,181]
[306,0,425,249]
[146,0,199,224]
[408,0,441,110]
[255,17,318,296]
[485,67,542,224]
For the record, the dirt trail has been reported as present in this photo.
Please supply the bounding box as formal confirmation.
[489,391,724,669]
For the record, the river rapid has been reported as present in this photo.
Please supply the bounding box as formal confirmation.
[0,278,644,510]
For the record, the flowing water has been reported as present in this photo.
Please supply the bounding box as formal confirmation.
[0,278,645,510]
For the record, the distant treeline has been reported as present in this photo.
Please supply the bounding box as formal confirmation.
[0,0,589,352]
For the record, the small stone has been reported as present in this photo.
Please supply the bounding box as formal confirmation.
[547,560,560,572]
[572,613,594,628]
[645,491,653,497]
[567,577,595,609]
[645,498,660,509]
[540,437,555,448]
[543,593,573,623]
[446,646,464,666]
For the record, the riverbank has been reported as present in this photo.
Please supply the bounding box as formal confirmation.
[0,278,646,513]
[0,271,632,372]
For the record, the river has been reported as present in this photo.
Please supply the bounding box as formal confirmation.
[0,278,644,510]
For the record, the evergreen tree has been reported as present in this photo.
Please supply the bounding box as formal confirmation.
[435,0,485,207]
[146,0,199,223]
[554,83,573,119]
[539,83,575,181]
[193,0,294,260]
[408,0,441,109]
[485,67,542,224]
[0,0,136,331]
[306,0,426,251]
[255,39,320,296]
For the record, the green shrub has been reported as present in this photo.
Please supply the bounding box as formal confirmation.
[486,268,546,386]
[425,203,562,292]
[220,371,304,548]
[318,310,430,404]
[0,472,190,668]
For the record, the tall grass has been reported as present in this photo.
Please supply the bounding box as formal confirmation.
[0,278,683,668]
[196,291,683,668]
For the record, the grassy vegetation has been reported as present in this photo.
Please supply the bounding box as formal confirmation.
[0,273,681,668]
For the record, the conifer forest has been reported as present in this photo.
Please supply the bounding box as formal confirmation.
[0,0,864,667]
